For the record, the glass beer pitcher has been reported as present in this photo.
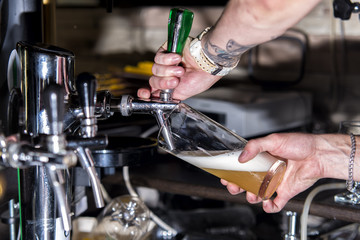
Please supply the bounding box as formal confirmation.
[158,103,286,200]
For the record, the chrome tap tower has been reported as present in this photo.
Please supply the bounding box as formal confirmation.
[5,41,108,240]
[16,41,75,240]
[0,2,187,239]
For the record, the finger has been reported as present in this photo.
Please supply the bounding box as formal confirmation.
[239,134,284,163]
[149,76,179,90]
[220,179,228,186]
[154,52,182,66]
[137,88,151,99]
[226,183,243,195]
[249,134,288,155]
[246,192,263,204]
[152,64,184,78]
[238,149,255,163]
[262,196,289,213]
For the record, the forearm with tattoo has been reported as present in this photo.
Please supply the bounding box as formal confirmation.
[203,39,255,67]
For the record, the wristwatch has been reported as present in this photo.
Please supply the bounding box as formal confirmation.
[189,27,239,76]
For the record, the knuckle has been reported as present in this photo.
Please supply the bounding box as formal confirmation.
[151,64,158,75]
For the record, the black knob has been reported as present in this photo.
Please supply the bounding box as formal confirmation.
[43,83,65,135]
[333,0,358,20]
[75,72,97,118]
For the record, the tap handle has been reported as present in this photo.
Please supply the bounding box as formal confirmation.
[167,8,193,55]
[43,83,65,135]
[161,8,193,102]
[76,72,97,118]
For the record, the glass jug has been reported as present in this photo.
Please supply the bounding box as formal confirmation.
[92,195,151,240]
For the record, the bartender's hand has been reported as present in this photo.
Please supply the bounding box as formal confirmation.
[137,43,222,100]
[221,133,351,213]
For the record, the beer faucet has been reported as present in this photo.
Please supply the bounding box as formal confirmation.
[116,95,178,150]
[96,8,194,150]
[0,84,78,236]
[73,72,105,208]
[76,72,98,138]
[63,9,193,152]
[0,133,77,169]
[43,83,74,233]
[155,8,193,150]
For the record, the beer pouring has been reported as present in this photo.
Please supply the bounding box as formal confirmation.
[110,8,286,200]
[0,6,286,239]
[157,103,287,200]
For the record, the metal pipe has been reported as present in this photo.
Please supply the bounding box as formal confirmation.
[284,211,299,240]
[9,199,16,240]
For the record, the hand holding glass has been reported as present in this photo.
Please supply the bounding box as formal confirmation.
[158,103,286,199]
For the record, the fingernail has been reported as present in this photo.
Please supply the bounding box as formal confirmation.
[238,150,248,162]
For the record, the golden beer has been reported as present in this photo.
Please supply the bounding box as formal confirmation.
[157,102,287,200]
[176,150,286,199]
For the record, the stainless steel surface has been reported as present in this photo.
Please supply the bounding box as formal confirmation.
[76,72,98,138]
[16,41,75,240]
[284,211,299,240]
[43,83,73,236]
[95,90,113,119]
[154,109,175,151]
[76,146,105,208]
[16,41,75,136]
[117,95,177,150]
[160,89,174,102]
[47,135,67,154]
[80,118,98,138]
[20,166,56,240]
[46,165,71,233]
[0,134,76,169]
[117,95,178,115]
[8,199,16,240]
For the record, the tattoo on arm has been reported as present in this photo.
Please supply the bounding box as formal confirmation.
[203,39,255,67]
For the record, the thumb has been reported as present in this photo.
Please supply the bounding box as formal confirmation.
[238,140,262,163]
[262,193,291,213]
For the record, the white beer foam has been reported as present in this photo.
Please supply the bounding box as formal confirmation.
[177,150,274,172]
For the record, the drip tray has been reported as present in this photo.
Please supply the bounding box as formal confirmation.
[92,136,157,167]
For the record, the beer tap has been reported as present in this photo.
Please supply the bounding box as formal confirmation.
[155,8,193,150]
[0,84,77,236]
[76,72,98,138]
[0,83,77,169]
[116,95,178,151]
[43,83,73,233]
[0,134,77,169]
[98,8,193,150]
[74,72,105,208]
